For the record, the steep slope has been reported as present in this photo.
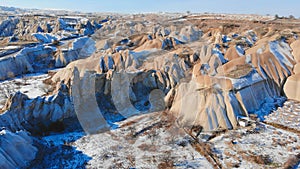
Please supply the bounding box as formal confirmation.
[284,39,300,101]
[170,35,295,131]
[0,84,74,134]
[0,130,37,169]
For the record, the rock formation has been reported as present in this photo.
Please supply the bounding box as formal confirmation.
[49,20,299,133]
[284,39,300,101]
[0,84,74,134]
[0,130,37,169]
[0,36,95,80]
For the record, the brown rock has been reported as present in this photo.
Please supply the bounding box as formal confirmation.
[284,74,300,101]
[224,46,241,61]
[291,39,300,62]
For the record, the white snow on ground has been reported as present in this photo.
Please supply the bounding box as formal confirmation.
[210,122,300,168]
[265,100,300,131]
[0,46,20,50]
[0,73,51,108]
[37,109,300,168]
[41,112,212,168]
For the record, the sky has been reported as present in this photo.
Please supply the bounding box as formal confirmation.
[0,0,299,17]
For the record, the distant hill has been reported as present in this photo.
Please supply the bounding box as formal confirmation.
[0,6,83,16]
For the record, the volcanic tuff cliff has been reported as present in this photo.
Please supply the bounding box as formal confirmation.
[2,13,299,133]
[50,23,297,131]
[0,12,104,168]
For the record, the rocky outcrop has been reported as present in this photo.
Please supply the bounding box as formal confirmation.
[51,24,297,132]
[224,45,244,61]
[50,41,199,133]
[0,13,104,169]
[56,58,187,116]
[19,21,298,134]
[52,44,192,85]
[290,39,300,62]
[0,37,95,80]
[0,18,19,37]
[170,25,202,43]
[32,33,58,43]
[284,74,300,101]
[0,84,74,134]
[0,45,54,80]
[93,22,201,48]
[0,130,37,169]
[170,38,294,131]
[3,16,102,40]
[55,37,96,67]
[0,52,188,135]
[284,39,300,101]
[171,68,285,131]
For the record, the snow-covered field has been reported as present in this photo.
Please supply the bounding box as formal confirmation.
[0,73,51,108]
[207,100,300,168]
[210,122,300,168]
[265,100,300,131]
[29,108,300,169]
[33,112,212,168]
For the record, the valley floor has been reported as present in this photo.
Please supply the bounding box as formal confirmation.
[31,105,300,169]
